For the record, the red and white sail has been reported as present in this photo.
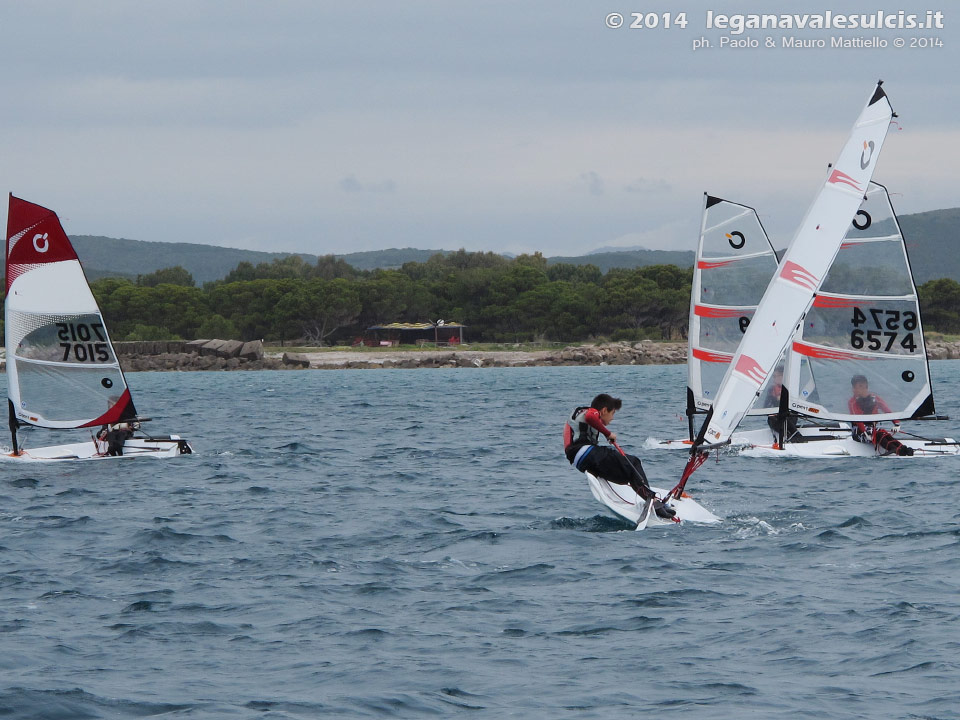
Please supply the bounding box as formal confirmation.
[687,194,780,414]
[698,82,895,446]
[5,195,137,429]
[784,182,934,422]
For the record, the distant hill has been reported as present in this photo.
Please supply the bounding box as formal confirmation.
[899,208,960,285]
[547,249,695,272]
[336,248,448,270]
[70,237,447,283]
[68,206,959,284]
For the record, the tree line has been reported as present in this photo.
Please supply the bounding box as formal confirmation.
[3,250,960,343]
[93,251,691,344]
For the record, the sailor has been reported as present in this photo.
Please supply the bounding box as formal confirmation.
[97,420,136,456]
[564,393,675,519]
[848,374,913,456]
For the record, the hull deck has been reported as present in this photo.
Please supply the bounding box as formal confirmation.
[3,436,192,461]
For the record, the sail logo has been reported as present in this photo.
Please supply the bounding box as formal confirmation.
[779,260,819,291]
[726,231,745,249]
[733,354,766,386]
[860,140,875,169]
[827,169,863,192]
[33,233,49,253]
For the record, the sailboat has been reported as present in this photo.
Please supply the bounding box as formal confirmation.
[668,82,958,499]
[675,193,783,443]
[655,184,959,457]
[740,181,959,457]
[3,195,192,461]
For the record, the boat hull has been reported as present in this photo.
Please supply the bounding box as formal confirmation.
[648,426,960,458]
[585,472,721,527]
[4,436,193,461]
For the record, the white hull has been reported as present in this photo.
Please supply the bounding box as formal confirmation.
[3,436,192,461]
[585,472,721,527]
[647,426,960,458]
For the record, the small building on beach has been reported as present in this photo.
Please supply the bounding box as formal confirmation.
[362,321,466,347]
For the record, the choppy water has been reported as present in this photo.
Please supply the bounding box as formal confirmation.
[3,363,960,719]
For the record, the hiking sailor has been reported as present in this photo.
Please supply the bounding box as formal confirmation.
[564,393,675,519]
[848,374,913,456]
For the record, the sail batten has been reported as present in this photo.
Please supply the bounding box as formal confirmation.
[5,195,137,431]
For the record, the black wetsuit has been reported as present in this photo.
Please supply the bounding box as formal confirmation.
[563,407,655,501]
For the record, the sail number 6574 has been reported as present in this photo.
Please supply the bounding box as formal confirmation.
[850,307,917,352]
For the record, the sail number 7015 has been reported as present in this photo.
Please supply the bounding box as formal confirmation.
[56,322,110,362]
[850,307,917,353]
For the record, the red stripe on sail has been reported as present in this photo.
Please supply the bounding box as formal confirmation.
[827,169,864,192]
[79,388,137,428]
[733,354,766,386]
[792,341,864,361]
[694,305,746,319]
[697,260,734,270]
[6,196,79,294]
[692,348,732,363]
[812,296,862,309]
[779,260,819,291]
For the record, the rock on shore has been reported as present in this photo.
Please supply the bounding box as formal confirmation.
[112,339,301,371]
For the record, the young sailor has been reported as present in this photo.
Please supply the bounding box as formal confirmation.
[848,374,913,456]
[564,394,675,519]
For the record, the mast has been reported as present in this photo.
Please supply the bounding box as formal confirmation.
[5,194,19,455]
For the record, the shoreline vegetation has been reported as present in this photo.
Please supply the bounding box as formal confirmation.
[5,338,960,373]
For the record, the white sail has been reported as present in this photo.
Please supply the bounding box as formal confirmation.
[5,195,138,431]
[784,182,934,422]
[687,194,780,415]
[698,82,895,447]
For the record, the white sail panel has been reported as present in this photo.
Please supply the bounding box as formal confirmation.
[699,82,895,446]
[687,195,779,411]
[785,182,933,422]
[5,196,137,430]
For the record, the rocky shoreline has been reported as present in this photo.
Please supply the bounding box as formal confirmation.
[106,339,689,371]
[4,338,960,372]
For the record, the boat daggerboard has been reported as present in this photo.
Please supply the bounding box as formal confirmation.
[687,195,780,417]
[5,195,137,434]
[695,82,895,450]
[784,182,934,423]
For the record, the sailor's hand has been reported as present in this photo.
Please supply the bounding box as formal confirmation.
[608,432,617,444]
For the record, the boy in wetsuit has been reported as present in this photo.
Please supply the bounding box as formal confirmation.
[848,374,913,456]
[564,393,675,519]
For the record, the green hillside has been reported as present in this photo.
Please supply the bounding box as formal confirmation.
[899,208,960,285]
[71,236,318,285]
[69,206,958,283]
[547,249,695,272]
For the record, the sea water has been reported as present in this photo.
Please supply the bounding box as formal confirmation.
[2,363,959,718]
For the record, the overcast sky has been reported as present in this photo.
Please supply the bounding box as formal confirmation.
[0,1,956,257]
